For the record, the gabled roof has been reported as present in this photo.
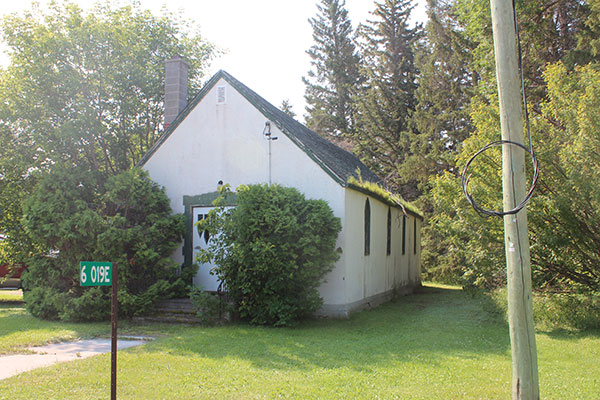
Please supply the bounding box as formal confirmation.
[140,70,382,187]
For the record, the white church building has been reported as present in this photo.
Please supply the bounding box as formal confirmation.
[140,57,422,317]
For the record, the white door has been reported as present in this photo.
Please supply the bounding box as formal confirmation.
[192,206,222,291]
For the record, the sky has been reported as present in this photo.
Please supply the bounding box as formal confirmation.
[0,0,427,122]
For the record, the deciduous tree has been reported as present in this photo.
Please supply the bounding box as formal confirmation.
[422,0,596,288]
[0,0,216,263]
[429,62,600,292]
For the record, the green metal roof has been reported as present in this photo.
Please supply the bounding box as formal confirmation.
[139,70,383,187]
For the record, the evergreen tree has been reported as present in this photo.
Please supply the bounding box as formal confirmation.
[280,99,296,118]
[577,0,600,60]
[303,0,361,138]
[449,0,591,104]
[404,0,476,189]
[404,0,476,279]
[519,0,591,98]
[353,0,422,200]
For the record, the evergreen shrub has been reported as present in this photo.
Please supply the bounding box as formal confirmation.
[198,184,342,326]
[22,167,185,321]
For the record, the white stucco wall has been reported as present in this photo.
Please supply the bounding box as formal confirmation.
[340,189,421,314]
[142,78,347,307]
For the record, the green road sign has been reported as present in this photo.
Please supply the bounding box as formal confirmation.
[80,261,113,286]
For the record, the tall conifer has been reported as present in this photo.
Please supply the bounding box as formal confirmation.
[303,0,361,138]
[403,0,476,188]
[354,0,421,199]
[280,99,297,118]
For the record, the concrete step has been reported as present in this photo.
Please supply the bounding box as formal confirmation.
[129,298,200,324]
[155,306,196,314]
[138,297,231,324]
[134,314,201,324]
[155,298,196,314]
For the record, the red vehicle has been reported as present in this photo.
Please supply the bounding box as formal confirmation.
[0,234,27,289]
[0,264,26,289]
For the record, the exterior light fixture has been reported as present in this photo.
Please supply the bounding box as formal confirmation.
[263,121,277,140]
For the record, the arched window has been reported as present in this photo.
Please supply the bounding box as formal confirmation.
[386,207,392,255]
[364,198,371,256]
[414,217,418,254]
[402,215,406,255]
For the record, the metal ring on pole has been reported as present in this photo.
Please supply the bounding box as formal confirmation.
[461,139,539,218]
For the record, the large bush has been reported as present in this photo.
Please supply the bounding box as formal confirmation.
[22,166,185,321]
[198,184,342,326]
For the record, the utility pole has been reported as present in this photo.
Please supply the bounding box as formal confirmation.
[489,0,539,398]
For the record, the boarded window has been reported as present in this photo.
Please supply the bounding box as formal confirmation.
[386,207,391,255]
[364,199,371,256]
[402,215,406,255]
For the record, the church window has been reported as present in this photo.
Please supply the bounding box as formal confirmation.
[364,199,371,256]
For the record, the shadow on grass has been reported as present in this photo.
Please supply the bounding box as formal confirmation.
[537,328,600,340]
[0,299,25,306]
[0,303,33,338]
[142,285,511,372]
[0,303,109,353]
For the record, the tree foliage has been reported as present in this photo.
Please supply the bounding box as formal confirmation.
[421,0,600,293]
[198,184,342,326]
[280,99,297,118]
[426,99,505,289]
[449,0,591,103]
[1,0,214,174]
[303,0,361,137]
[22,167,185,321]
[577,0,600,60]
[528,62,600,291]
[429,62,600,292]
[0,0,215,264]
[406,0,476,191]
[353,0,422,200]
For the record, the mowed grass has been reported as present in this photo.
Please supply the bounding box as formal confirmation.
[0,291,181,354]
[1,285,599,399]
[0,290,108,355]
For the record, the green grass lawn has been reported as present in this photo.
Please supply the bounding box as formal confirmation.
[0,293,108,355]
[0,291,182,354]
[1,285,598,399]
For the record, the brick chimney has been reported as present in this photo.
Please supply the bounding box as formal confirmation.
[164,55,189,129]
